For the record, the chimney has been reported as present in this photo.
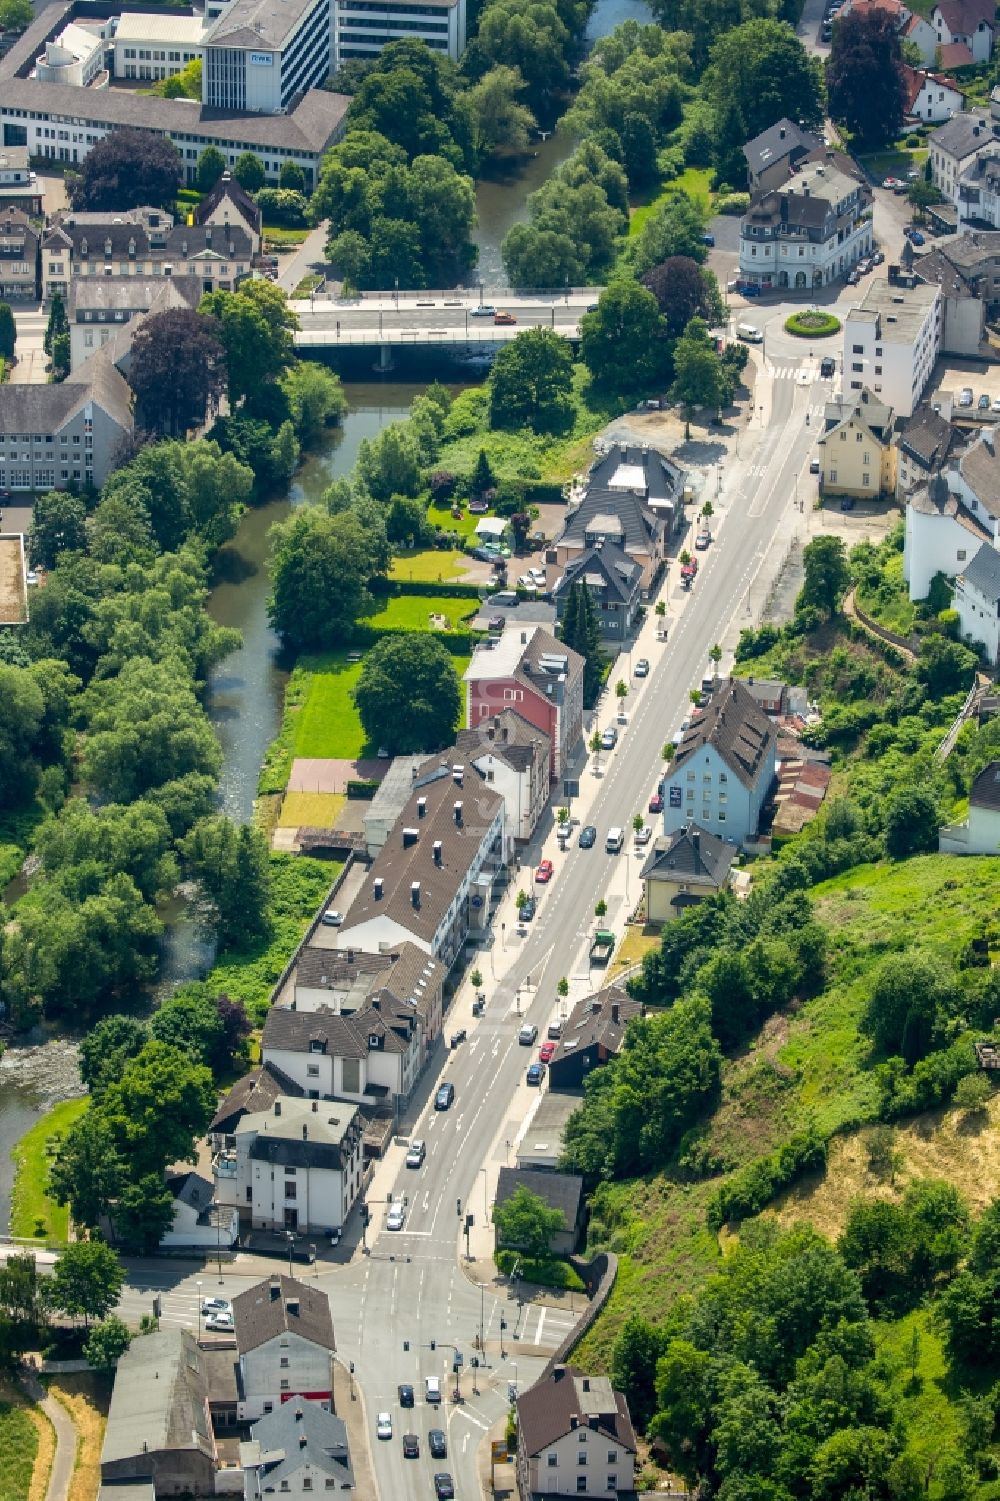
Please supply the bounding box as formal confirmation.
[402,827,419,848]
[346,948,354,962]
[570,1415,578,1429]
[374,878,383,900]
[453,801,463,826]
[779,125,786,139]
[582,1378,590,1392]
[411,881,421,908]
[302,1124,308,1140]
[295,1406,304,1422]
[286,1297,299,1315]
[312,1101,318,1113]
[692,830,700,852]
[433,840,443,865]
[611,1004,620,1024]
[591,1000,601,1015]
[274,1101,281,1116]
[269,1277,281,1300]
[299,1435,307,1449]
[417,797,427,818]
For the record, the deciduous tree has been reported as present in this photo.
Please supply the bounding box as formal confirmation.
[196,146,226,194]
[354,633,462,753]
[130,309,227,438]
[580,281,666,394]
[47,1240,125,1327]
[84,1316,132,1373]
[826,8,906,148]
[706,20,823,179]
[642,256,722,337]
[69,129,182,212]
[200,281,298,403]
[27,491,87,570]
[488,327,574,431]
[232,152,265,192]
[492,1185,564,1258]
[268,507,384,650]
[797,535,850,619]
[0,301,14,360]
[180,816,272,947]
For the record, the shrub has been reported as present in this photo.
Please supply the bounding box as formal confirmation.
[784,311,841,338]
[495,1249,585,1291]
[707,1128,828,1229]
[715,193,750,215]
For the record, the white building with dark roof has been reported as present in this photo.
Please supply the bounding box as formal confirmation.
[241,1398,353,1499]
[67,272,203,371]
[739,152,872,291]
[929,112,996,203]
[663,678,777,847]
[742,117,822,195]
[940,759,1000,853]
[454,708,551,844]
[843,278,942,417]
[515,1366,637,1501]
[100,1329,217,1495]
[232,1274,335,1422]
[552,539,643,642]
[0,347,133,491]
[904,428,999,598]
[224,1095,364,1238]
[955,539,1000,662]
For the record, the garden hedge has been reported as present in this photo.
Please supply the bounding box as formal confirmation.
[784,311,841,338]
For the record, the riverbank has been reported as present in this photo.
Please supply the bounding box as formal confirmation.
[10,1097,88,1245]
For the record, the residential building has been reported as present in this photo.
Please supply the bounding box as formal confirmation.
[465,625,584,782]
[843,279,942,417]
[333,0,467,65]
[663,677,777,847]
[363,754,431,856]
[0,208,38,301]
[100,1329,217,1495]
[209,1060,306,1150]
[0,348,133,491]
[931,0,994,64]
[515,1365,637,1501]
[897,401,963,496]
[193,171,262,255]
[955,540,1000,661]
[67,273,203,371]
[0,2,349,189]
[912,243,988,354]
[902,10,940,65]
[0,144,41,214]
[454,709,551,844]
[516,1090,583,1170]
[221,1096,364,1237]
[258,996,424,1113]
[904,428,999,597]
[562,442,685,581]
[940,759,1000,852]
[336,761,506,967]
[817,386,897,498]
[641,822,738,924]
[160,1170,238,1252]
[494,1167,584,1257]
[41,208,253,305]
[929,112,994,203]
[241,1398,354,1500]
[902,64,965,123]
[547,986,643,1091]
[293,941,444,1045]
[232,1274,335,1422]
[551,540,643,643]
[738,152,873,291]
[741,676,788,715]
[742,117,822,195]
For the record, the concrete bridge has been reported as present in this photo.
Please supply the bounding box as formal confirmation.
[290,287,603,365]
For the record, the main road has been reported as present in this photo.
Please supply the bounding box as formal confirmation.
[111,347,825,1501]
[291,290,601,351]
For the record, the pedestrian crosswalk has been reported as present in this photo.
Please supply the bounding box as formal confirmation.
[766,361,824,383]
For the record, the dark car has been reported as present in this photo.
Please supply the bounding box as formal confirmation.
[435,1082,455,1110]
[403,1433,420,1458]
[429,1429,447,1459]
[701,232,715,246]
[526,1062,544,1086]
[471,546,494,562]
[450,1029,466,1048]
[434,1477,455,1501]
[820,356,836,378]
[398,1384,414,1407]
[519,896,536,921]
[840,495,855,511]
[648,792,664,814]
[578,824,597,848]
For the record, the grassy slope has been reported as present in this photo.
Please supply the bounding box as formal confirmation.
[0,1398,39,1501]
[9,1098,89,1244]
[576,856,1000,1367]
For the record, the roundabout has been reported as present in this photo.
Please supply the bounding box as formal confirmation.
[784,309,841,338]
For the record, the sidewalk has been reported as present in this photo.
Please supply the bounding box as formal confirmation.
[20,1363,76,1501]
[333,1355,379,1501]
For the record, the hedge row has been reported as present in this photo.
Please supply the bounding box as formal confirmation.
[376,578,485,601]
[350,623,483,655]
[346,779,379,800]
[495,1249,586,1291]
[706,1128,828,1230]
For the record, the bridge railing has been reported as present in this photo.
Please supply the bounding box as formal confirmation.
[293,324,583,347]
[291,285,603,305]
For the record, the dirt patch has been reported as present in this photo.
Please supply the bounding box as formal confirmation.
[47,1373,109,1501]
[769,1093,1000,1242]
[0,536,27,626]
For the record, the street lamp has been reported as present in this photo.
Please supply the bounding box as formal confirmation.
[393,275,399,309]
[212,1200,224,1282]
[196,1279,203,1341]
[286,1231,295,1277]
[480,1167,489,1226]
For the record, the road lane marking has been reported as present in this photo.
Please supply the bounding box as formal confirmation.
[534,1308,546,1345]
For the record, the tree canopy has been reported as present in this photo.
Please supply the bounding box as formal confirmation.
[130,309,227,439]
[493,1185,565,1258]
[69,129,182,212]
[826,8,906,148]
[488,327,574,430]
[580,281,667,394]
[354,633,462,754]
[268,507,386,651]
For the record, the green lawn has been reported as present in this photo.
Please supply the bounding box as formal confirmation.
[9,1097,89,1244]
[293,652,367,759]
[873,1309,967,1470]
[263,225,308,246]
[859,148,928,179]
[389,548,469,583]
[360,595,480,632]
[0,1398,39,1501]
[628,167,715,238]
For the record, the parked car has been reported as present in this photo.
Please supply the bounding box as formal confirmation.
[840,495,855,511]
[405,1139,426,1168]
[959,387,974,408]
[649,791,664,813]
[528,568,546,587]
[635,826,652,847]
[978,393,991,410]
[519,896,536,921]
[398,1384,415,1407]
[377,1413,393,1440]
[519,1023,538,1045]
[535,859,554,883]
[820,356,836,377]
[601,726,618,750]
[846,269,860,285]
[494,311,517,324]
[434,1475,455,1500]
[205,1312,234,1332]
[386,1202,406,1231]
[487,615,505,632]
[526,1062,544,1086]
[695,529,711,550]
[471,546,494,562]
[579,824,597,848]
[810,457,820,474]
[435,1082,455,1110]
[992,396,1000,412]
[616,708,629,726]
[701,231,715,246]
[873,250,884,265]
[547,1022,562,1040]
[517,574,537,590]
[634,657,650,677]
[539,1041,556,1063]
[201,1297,231,1315]
[321,910,343,927]
[909,229,925,246]
[470,306,495,318]
[450,1029,467,1047]
[429,1430,448,1460]
[403,1434,419,1459]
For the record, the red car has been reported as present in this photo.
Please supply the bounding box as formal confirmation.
[648,792,664,814]
[539,1041,556,1064]
[534,859,554,883]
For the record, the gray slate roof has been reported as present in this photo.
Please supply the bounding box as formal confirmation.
[495,1167,583,1232]
[232,1275,335,1356]
[561,489,665,557]
[671,678,776,790]
[743,117,821,176]
[640,822,738,889]
[971,759,1000,811]
[454,707,550,775]
[930,112,994,160]
[209,1060,305,1135]
[194,171,262,234]
[899,403,962,471]
[244,1398,353,1495]
[241,1097,361,1173]
[101,1329,213,1465]
[0,346,132,434]
[959,433,1000,517]
[962,541,1000,603]
[553,985,643,1068]
[555,540,642,604]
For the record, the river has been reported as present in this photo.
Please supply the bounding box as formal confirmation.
[0,0,655,1229]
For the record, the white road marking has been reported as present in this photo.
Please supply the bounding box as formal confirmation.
[534,1308,547,1346]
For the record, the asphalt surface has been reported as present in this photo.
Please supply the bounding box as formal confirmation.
[292,294,598,349]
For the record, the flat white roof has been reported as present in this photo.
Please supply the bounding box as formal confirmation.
[464,624,540,681]
[607,463,646,490]
[475,517,507,538]
[114,12,207,43]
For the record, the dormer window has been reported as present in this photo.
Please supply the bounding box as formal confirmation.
[309,1039,324,1053]
[80,237,88,257]
[369,1034,380,1048]
[128,238,136,258]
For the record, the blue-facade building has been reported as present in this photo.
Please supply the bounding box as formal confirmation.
[664,678,777,847]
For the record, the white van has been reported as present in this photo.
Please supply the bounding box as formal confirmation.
[605,827,624,854]
[737,323,763,343]
[426,1377,442,1404]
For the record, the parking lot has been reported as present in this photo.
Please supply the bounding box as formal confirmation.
[931,361,1000,420]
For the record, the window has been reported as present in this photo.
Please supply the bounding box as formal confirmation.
[863,450,870,465]
[607,1478,617,1491]
[306,1063,319,1077]
[830,469,838,482]
[851,362,863,373]
[719,812,726,822]
[280,1378,289,1390]
[302,1481,312,1492]
[547,1455,558,1468]
[852,343,864,354]
[719,772,727,783]
[957,550,967,561]
[856,431,863,442]
[578,1451,588,1466]
[280,1356,289,1367]
[577,1481,587,1494]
